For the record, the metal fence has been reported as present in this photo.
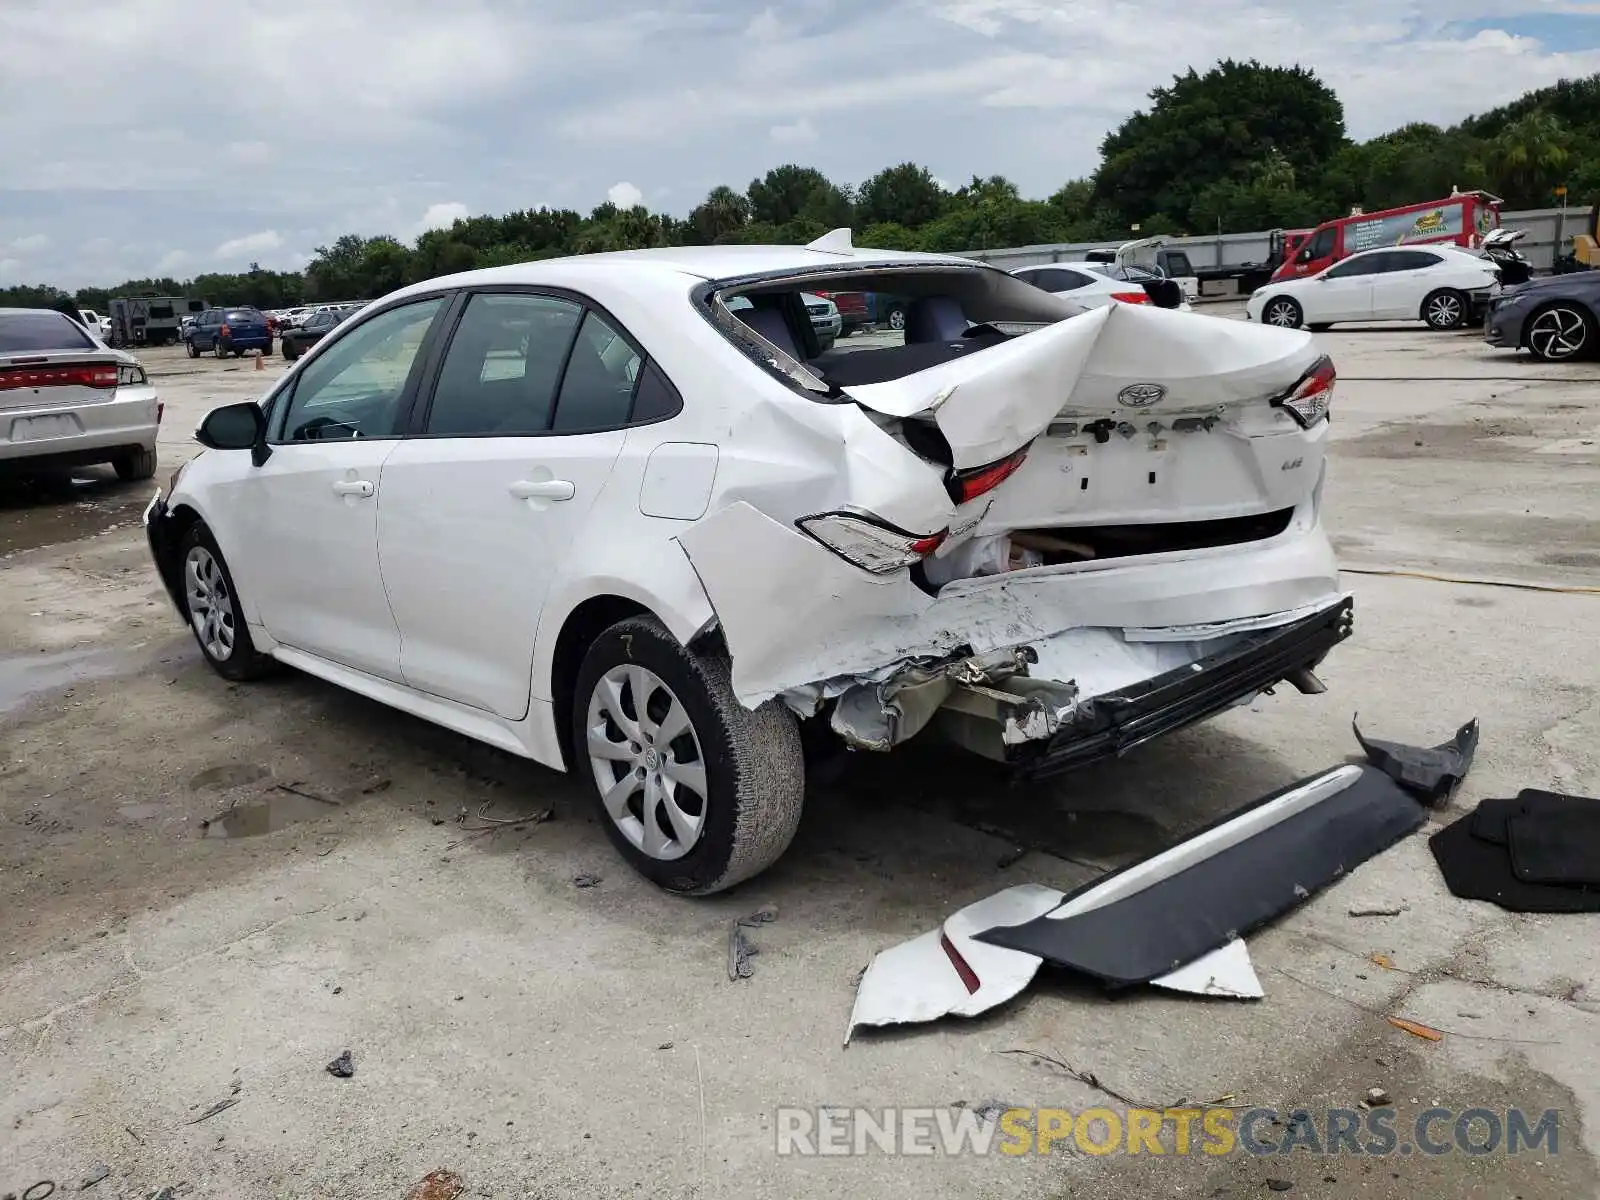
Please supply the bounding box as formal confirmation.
[958,206,1578,274]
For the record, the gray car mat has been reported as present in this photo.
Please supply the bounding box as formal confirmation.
[975,766,1424,987]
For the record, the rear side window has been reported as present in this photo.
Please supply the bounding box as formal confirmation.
[0,312,97,352]
[1388,250,1443,271]
[550,311,643,432]
[1163,252,1194,276]
[425,293,582,436]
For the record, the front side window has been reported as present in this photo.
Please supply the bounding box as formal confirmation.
[425,293,582,436]
[1306,228,1337,260]
[276,297,443,442]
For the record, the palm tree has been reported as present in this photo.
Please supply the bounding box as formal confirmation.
[1486,112,1570,206]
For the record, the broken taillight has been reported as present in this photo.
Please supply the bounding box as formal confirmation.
[946,446,1029,505]
[1110,291,1151,304]
[796,512,947,574]
[1275,354,1335,428]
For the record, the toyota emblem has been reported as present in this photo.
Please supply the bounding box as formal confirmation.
[1117,383,1166,408]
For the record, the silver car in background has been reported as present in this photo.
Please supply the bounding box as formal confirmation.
[0,308,162,479]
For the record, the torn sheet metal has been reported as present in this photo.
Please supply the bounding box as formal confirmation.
[838,301,1319,469]
[978,765,1423,986]
[1353,714,1479,805]
[827,646,1045,751]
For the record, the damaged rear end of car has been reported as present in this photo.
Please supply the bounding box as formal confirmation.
[676,254,1349,777]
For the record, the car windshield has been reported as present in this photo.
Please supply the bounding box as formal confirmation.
[0,311,98,353]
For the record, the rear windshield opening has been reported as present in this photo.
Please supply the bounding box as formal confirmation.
[226,309,263,323]
[710,266,1079,394]
[0,311,98,353]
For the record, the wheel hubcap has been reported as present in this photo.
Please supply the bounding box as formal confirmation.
[585,665,708,861]
[1429,296,1460,326]
[184,546,236,660]
[1529,309,1587,359]
[889,310,905,330]
[1266,301,1297,327]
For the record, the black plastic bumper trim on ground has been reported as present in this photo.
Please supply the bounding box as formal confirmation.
[1011,595,1354,781]
[975,764,1423,986]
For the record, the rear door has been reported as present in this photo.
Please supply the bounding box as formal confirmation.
[1368,250,1443,319]
[375,289,640,719]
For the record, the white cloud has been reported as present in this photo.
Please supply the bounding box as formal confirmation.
[228,141,272,164]
[745,8,788,41]
[418,201,471,232]
[0,258,22,278]
[768,117,818,145]
[607,181,644,209]
[155,250,190,274]
[215,230,284,259]
[8,233,51,253]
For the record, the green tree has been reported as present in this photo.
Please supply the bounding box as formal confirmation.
[1093,59,1346,229]
[688,185,751,243]
[1485,112,1570,207]
[856,163,947,228]
[747,165,850,227]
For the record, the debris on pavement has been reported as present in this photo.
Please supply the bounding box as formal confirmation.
[325,1049,355,1078]
[1387,1017,1444,1042]
[402,1170,465,1200]
[728,907,777,981]
[1365,1087,1392,1107]
[1347,906,1405,918]
[1370,953,1396,970]
[847,764,1421,1040]
[78,1164,110,1190]
[183,1096,239,1124]
[1352,714,1479,804]
[573,873,602,888]
[1265,1180,1294,1192]
[1429,789,1600,912]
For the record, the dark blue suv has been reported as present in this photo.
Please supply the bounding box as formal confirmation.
[185,306,273,358]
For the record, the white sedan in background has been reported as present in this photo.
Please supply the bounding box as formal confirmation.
[1010,262,1191,310]
[1247,245,1499,332]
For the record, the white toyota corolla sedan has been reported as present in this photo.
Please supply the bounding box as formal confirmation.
[145,235,1351,894]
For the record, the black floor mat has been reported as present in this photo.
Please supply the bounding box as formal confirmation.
[1429,791,1600,912]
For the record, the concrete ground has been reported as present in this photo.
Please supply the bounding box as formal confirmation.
[2,320,1599,1199]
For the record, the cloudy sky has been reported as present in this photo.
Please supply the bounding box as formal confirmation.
[3,0,1599,287]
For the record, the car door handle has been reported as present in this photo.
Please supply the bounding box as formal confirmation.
[331,480,374,498]
[509,479,575,501]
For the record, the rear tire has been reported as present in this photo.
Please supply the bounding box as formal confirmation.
[1262,296,1304,329]
[1309,322,1333,332]
[213,339,226,359]
[571,617,805,896]
[185,339,199,358]
[113,446,157,481]
[283,340,299,361]
[1525,303,1595,362]
[178,522,274,682]
[1422,288,1467,330]
[885,305,907,332]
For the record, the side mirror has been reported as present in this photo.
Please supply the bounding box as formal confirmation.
[196,401,271,466]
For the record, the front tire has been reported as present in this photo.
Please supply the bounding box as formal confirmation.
[1262,296,1304,329]
[885,305,907,332]
[113,446,157,481]
[283,340,300,361]
[1422,289,1467,330]
[1525,304,1595,362]
[186,339,200,358]
[179,522,274,681]
[212,339,226,359]
[572,617,805,895]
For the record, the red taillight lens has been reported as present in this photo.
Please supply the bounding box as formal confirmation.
[1110,291,1151,304]
[796,512,947,574]
[220,323,231,337]
[0,363,119,391]
[1275,354,1335,428]
[946,446,1029,504]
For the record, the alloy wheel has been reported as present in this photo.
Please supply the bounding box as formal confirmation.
[184,545,236,661]
[888,308,906,331]
[585,664,708,861]
[1264,299,1300,328]
[1528,307,1589,360]
[1426,293,1462,328]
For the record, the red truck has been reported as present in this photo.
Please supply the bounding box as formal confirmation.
[1271,192,1502,283]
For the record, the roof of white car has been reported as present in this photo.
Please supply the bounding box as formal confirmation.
[400,243,981,299]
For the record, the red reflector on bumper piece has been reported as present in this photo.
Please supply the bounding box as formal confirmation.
[940,933,981,995]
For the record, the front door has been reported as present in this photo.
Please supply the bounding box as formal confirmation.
[1309,256,1380,322]
[227,295,449,682]
[376,291,638,719]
